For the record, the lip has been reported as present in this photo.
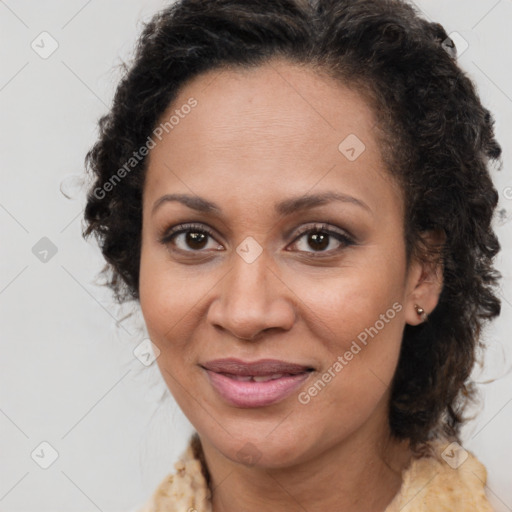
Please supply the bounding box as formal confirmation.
[201,358,314,408]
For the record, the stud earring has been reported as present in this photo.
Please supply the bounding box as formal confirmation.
[414,304,428,323]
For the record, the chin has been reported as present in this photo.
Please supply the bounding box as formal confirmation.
[197,418,318,470]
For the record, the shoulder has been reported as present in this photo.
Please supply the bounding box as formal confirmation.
[385,438,494,512]
[136,435,211,512]
[136,435,494,512]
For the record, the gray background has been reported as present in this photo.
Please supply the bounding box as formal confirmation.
[1,1,511,511]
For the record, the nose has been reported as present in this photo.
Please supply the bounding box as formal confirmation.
[206,247,296,341]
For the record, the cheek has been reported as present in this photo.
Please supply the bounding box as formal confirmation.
[139,244,222,381]
[285,259,406,408]
[138,257,201,406]
[140,235,194,323]
[288,260,405,346]
[139,244,189,349]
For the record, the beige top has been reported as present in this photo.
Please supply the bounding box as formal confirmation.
[138,433,494,512]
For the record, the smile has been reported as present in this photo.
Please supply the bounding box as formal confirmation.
[200,358,314,408]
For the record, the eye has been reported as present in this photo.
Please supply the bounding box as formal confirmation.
[159,223,223,253]
[159,222,355,257]
[288,223,354,255]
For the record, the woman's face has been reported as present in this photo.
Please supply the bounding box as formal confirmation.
[139,59,429,468]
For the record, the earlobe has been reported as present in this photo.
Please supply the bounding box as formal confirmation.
[405,229,445,326]
[405,268,443,325]
[413,303,428,323]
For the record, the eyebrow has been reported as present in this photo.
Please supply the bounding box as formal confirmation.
[151,191,372,217]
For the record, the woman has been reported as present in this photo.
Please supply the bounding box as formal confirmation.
[83,0,503,510]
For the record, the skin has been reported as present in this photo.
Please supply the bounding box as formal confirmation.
[139,58,443,512]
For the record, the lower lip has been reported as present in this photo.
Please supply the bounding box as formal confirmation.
[204,369,311,408]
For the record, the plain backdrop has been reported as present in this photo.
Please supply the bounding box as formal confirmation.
[1,1,511,511]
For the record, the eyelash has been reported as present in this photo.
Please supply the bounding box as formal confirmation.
[158,222,355,258]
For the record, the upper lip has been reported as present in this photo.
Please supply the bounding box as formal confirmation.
[201,358,314,377]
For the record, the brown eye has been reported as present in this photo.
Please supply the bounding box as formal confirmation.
[307,232,330,251]
[185,231,208,250]
[289,224,355,255]
[160,223,223,253]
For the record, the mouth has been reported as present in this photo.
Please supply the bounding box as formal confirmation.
[200,358,315,408]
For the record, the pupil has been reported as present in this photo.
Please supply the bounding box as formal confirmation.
[184,232,331,251]
[187,232,207,249]
[309,232,328,251]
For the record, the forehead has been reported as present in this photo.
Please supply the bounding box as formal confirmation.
[144,58,400,214]
[151,59,377,154]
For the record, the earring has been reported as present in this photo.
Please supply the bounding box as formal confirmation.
[414,304,428,323]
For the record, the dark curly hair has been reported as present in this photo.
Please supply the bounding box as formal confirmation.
[82,0,502,453]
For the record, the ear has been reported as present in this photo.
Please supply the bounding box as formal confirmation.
[404,229,445,326]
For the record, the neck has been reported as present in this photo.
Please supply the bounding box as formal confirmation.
[198,415,412,512]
